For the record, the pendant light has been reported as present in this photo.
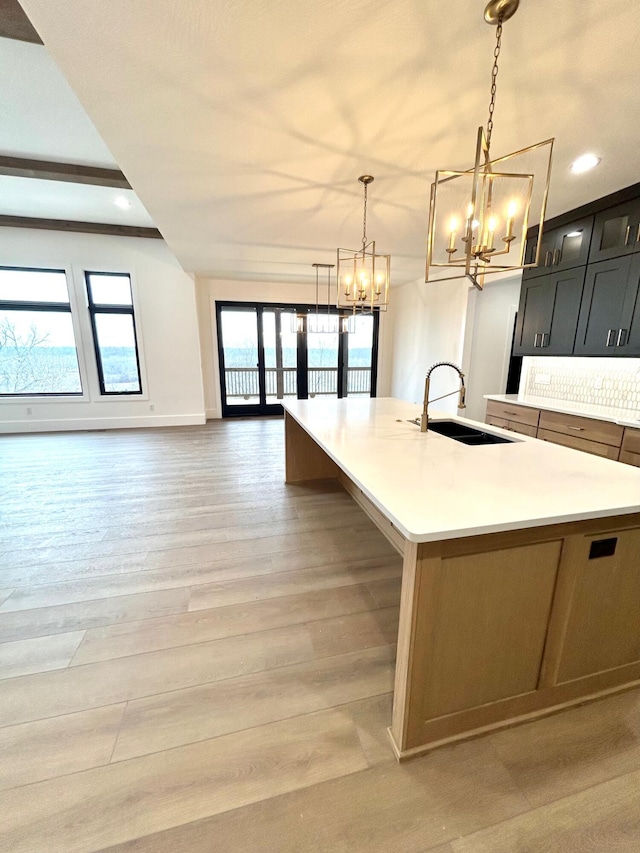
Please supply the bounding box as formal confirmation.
[425,0,554,290]
[337,175,391,313]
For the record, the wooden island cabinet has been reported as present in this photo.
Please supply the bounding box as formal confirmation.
[283,398,640,760]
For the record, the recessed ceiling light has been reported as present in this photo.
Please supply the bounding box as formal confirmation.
[114,196,132,209]
[570,154,601,174]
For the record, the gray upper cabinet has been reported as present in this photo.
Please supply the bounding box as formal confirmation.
[574,255,640,356]
[514,267,586,356]
[523,218,593,279]
[589,199,640,264]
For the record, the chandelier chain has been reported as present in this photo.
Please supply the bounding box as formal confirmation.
[485,15,503,152]
[362,180,368,249]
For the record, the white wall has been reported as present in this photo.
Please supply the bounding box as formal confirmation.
[388,276,470,416]
[196,277,392,418]
[461,276,521,421]
[0,228,205,433]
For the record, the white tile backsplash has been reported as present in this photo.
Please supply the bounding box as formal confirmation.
[521,357,640,413]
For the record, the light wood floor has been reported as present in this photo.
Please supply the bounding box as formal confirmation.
[0,418,639,852]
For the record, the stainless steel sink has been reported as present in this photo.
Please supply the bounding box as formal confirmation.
[409,419,514,445]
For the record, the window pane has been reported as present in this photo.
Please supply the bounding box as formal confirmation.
[94,313,141,392]
[0,268,70,303]
[220,309,259,405]
[87,274,133,306]
[308,330,338,397]
[0,310,82,394]
[347,313,374,396]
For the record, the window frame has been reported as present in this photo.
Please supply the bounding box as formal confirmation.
[85,270,143,396]
[0,265,84,398]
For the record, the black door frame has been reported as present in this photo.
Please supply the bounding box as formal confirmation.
[215,300,380,417]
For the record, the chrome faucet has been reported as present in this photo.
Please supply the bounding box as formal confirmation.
[420,361,466,432]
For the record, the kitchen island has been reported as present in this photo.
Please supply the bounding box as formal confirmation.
[283,397,640,760]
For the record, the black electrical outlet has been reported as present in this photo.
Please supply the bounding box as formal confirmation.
[589,537,617,559]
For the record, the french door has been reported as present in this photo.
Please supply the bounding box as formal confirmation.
[216,301,379,417]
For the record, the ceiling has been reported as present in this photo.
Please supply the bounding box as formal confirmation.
[11,0,640,285]
[0,34,154,229]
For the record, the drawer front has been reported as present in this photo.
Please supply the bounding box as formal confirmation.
[621,427,640,456]
[507,421,538,438]
[486,401,540,428]
[538,428,620,460]
[620,449,640,468]
[486,416,508,429]
[538,410,623,448]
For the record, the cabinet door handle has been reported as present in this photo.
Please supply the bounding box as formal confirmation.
[617,328,627,347]
[533,332,540,347]
[606,329,616,346]
[504,410,518,415]
[544,251,553,267]
[552,248,561,266]
[541,332,549,347]
[625,225,632,246]
[567,426,584,431]
[636,224,640,244]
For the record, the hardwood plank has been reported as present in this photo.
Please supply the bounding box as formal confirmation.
[0,704,125,791]
[101,738,528,853]
[0,588,191,643]
[188,557,401,612]
[73,585,381,665]
[451,767,640,852]
[366,576,402,608]
[0,708,368,853]
[0,552,398,613]
[308,606,400,657]
[143,525,385,571]
[490,689,640,807]
[0,622,315,727]
[0,631,85,680]
[112,646,395,761]
[343,692,395,767]
[0,607,399,728]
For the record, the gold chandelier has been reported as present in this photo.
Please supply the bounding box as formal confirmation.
[337,175,391,313]
[426,0,554,290]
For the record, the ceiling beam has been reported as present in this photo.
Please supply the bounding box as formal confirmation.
[0,156,132,189]
[0,215,162,239]
[0,0,43,44]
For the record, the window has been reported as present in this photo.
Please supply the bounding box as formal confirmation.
[0,267,83,396]
[86,272,142,395]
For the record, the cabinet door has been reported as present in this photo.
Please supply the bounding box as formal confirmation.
[522,229,557,278]
[544,267,586,355]
[589,199,640,264]
[513,278,553,355]
[552,218,593,272]
[574,256,632,355]
[556,528,640,683]
[617,253,640,355]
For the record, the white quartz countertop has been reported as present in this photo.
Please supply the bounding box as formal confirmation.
[283,397,640,543]
[485,394,640,429]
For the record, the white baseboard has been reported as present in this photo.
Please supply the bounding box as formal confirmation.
[205,408,221,420]
[0,413,207,434]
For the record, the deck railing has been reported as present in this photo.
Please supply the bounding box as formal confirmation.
[224,366,371,399]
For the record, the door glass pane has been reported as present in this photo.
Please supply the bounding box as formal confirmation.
[601,216,629,251]
[347,314,374,396]
[560,231,583,263]
[94,313,141,392]
[263,309,297,404]
[308,328,338,398]
[220,309,259,406]
[0,309,82,394]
